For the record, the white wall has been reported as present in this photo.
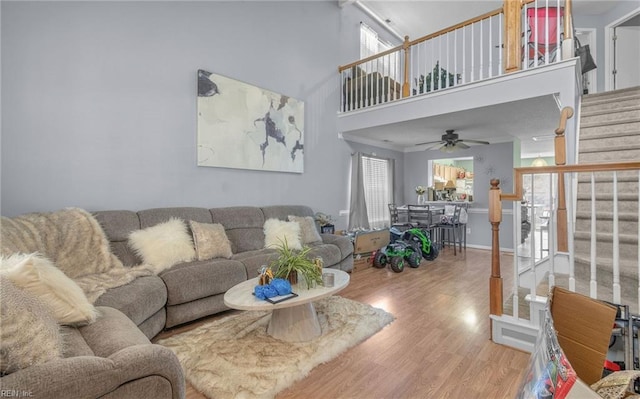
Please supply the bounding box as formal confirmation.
[0,1,365,225]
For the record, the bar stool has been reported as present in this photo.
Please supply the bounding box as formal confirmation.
[437,204,465,255]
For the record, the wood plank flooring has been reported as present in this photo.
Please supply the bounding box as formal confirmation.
[154,247,529,399]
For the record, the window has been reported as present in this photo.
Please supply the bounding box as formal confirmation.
[362,155,393,229]
[359,22,394,76]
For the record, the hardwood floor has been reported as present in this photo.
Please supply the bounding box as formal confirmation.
[154,247,530,399]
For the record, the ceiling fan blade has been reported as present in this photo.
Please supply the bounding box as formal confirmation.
[455,142,470,149]
[459,139,490,145]
[416,140,444,146]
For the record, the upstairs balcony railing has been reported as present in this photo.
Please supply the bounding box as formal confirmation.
[338,0,573,112]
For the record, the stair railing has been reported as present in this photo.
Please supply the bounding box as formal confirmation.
[489,107,640,329]
[338,0,573,113]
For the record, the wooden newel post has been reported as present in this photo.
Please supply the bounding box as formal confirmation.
[503,0,522,73]
[402,35,410,98]
[489,179,503,318]
[555,106,573,252]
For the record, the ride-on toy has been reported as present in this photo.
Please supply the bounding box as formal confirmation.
[402,228,438,261]
[373,240,422,272]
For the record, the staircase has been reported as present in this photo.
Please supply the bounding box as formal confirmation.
[573,86,640,308]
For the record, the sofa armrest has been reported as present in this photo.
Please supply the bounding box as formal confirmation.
[80,306,151,357]
[320,233,354,259]
[0,344,185,399]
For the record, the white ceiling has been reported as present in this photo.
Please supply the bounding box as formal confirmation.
[360,1,624,42]
[344,0,626,158]
[342,95,561,156]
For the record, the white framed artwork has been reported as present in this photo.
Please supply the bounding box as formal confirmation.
[197,69,304,173]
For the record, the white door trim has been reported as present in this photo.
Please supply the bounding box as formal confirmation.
[605,7,640,91]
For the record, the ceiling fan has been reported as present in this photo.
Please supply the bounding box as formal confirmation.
[417,129,490,153]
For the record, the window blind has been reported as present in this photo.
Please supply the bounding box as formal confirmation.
[362,155,391,229]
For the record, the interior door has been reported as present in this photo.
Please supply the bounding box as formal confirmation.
[613,17,640,90]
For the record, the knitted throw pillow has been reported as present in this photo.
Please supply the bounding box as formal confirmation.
[0,278,63,374]
[189,221,233,260]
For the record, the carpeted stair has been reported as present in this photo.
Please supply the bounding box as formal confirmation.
[505,87,640,319]
[573,86,640,308]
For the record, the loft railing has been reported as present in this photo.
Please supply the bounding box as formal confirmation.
[338,0,573,113]
[489,108,640,340]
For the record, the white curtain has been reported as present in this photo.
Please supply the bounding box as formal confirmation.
[348,152,370,230]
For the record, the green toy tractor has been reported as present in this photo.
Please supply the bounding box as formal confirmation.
[373,240,422,272]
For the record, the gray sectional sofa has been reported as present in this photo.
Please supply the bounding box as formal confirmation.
[0,204,353,399]
[93,205,354,337]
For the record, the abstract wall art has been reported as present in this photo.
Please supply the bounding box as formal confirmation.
[197,69,304,173]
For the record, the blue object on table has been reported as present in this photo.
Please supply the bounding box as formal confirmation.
[254,284,278,300]
[254,278,293,300]
[270,278,291,295]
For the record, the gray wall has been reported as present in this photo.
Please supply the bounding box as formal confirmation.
[575,2,640,93]
[404,141,516,249]
[1,1,369,227]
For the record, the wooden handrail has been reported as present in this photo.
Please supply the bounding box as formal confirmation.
[407,8,504,47]
[338,43,404,73]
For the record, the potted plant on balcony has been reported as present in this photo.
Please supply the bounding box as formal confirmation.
[270,238,323,289]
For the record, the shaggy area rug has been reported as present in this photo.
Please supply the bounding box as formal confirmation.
[156,296,394,399]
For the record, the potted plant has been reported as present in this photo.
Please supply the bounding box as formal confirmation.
[270,238,323,289]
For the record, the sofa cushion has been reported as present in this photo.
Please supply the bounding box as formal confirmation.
[1,253,97,326]
[263,218,302,250]
[60,326,95,357]
[128,218,195,271]
[94,275,167,327]
[210,207,265,253]
[137,207,213,229]
[231,248,279,279]
[160,259,247,306]
[93,210,142,267]
[261,205,314,220]
[306,243,343,266]
[189,221,232,260]
[288,215,322,244]
[79,306,151,358]
[0,278,63,374]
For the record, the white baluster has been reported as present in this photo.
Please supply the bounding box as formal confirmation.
[613,171,621,304]
[590,172,597,298]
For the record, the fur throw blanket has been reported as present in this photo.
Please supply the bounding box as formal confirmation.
[1,208,155,303]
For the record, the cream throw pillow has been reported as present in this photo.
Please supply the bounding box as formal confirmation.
[189,221,232,260]
[288,215,322,244]
[264,218,302,250]
[128,218,195,271]
[0,278,63,374]
[0,253,98,326]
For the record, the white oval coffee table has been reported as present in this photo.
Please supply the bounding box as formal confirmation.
[223,268,350,342]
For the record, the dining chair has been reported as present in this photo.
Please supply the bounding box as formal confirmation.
[437,204,464,255]
[407,205,437,240]
[388,203,399,225]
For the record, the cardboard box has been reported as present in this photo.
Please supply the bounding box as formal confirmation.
[550,286,617,385]
[353,229,390,254]
[353,252,374,272]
